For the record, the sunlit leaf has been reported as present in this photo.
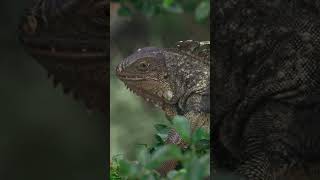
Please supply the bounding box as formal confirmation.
[118,6,132,16]
[192,127,209,144]
[163,0,174,7]
[162,3,183,14]
[147,144,182,169]
[137,147,151,166]
[172,116,191,143]
[119,159,139,177]
[195,0,210,22]
[184,154,210,180]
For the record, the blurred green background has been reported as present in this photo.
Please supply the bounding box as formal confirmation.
[110,0,210,159]
[0,1,107,179]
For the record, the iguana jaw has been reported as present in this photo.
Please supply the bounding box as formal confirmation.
[117,74,175,106]
[117,71,176,113]
[125,84,165,108]
[126,85,177,116]
[116,73,145,81]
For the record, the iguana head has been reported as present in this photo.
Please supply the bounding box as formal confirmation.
[19,0,107,59]
[116,41,210,115]
[19,0,108,113]
[116,47,175,109]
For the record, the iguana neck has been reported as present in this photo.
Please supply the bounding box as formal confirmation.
[163,49,209,113]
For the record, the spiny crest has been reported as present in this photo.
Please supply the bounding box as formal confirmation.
[175,40,210,62]
[39,59,107,113]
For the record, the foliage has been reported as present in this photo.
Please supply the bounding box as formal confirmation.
[112,0,210,22]
[111,158,122,180]
[110,116,210,180]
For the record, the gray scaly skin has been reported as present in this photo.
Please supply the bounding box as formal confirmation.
[19,0,108,113]
[213,0,320,179]
[116,40,210,174]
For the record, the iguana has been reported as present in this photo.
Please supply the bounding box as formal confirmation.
[213,0,320,179]
[19,0,108,113]
[115,40,210,174]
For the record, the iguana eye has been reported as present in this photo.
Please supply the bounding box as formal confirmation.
[138,62,149,71]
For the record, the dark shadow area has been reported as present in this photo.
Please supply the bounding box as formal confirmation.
[0,1,107,180]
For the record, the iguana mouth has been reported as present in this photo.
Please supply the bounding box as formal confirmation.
[116,65,147,81]
[116,74,145,81]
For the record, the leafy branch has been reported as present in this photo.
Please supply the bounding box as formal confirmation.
[112,0,210,22]
[110,116,210,180]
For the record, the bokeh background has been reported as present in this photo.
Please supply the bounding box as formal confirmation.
[110,0,210,159]
[0,1,107,180]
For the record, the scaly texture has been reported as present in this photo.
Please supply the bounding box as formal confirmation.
[19,0,108,113]
[116,40,210,174]
[213,1,320,179]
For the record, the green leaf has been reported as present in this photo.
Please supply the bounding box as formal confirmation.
[162,3,183,14]
[195,139,210,152]
[137,147,151,166]
[110,158,121,180]
[162,0,174,7]
[154,124,170,133]
[184,154,210,180]
[118,6,132,16]
[191,128,209,144]
[195,0,210,22]
[154,134,166,144]
[119,159,139,177]
[146,144,182,169]
[141,2,156,17]
[154,124,170,143]
[172,116,191,143]
[167,170,178,178]
[141,174,157,180]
